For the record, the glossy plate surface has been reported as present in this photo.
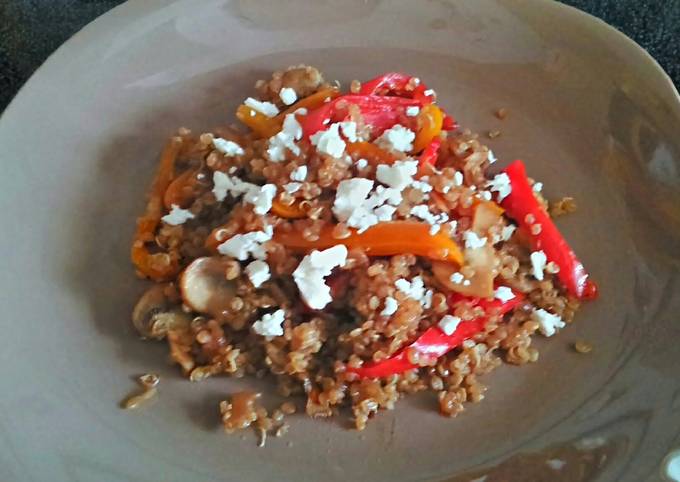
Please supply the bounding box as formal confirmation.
[1,1,679,481]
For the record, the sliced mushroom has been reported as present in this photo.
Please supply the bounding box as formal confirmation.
[180,257,237,320]
[132,284,191,339]
[431,245,497,298]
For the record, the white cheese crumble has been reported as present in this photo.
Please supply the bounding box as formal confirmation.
[464,230,487,249]
[423,88,435,97]
[395,276,429,306]
[494,286,515,303]
[411,179,433,193]
[161,204,195,225]
[449,272,464,284]
[438,315,462,335]
[212,137,244,156]
[532,308,565,337]
[252,309,285,337]
[376,159,418,190]
[406,106,420,117]
[339,121,358,142]
[279,87,297,105]
[530,250,547,280]
[355,158,368,170]
[290,165,307,182]
[310,123,346,158]
[479,190,493,201]
[294,107,308,115]
[380,297,398,317]
[453,171,464,186]
[245,260,270,288]
[217,227,273,261]
[375,124,416,152]
[487,150,497,164]
[244,97,279,117]
[293,245,348,310]
[500,224,516,241]
[533,182,543,193]
[283,182,302,194]
[449,220,458,235]
[267,113,302,162]
[410,205,449,229]
[243,183,276,215]
[487,173,512,202]
[332,178,374,222]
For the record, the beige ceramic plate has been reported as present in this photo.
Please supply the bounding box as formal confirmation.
[1,1,680,481]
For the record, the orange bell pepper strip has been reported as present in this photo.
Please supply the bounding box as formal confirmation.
[346,142,396,166]
[131,137,183,281]
[236,88,340,139]
[163,167,201,209]
[275,221,463,265]
[270,198,306,219]
[412,104,443,153]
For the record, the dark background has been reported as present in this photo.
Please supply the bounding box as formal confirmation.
[1,0,679,112]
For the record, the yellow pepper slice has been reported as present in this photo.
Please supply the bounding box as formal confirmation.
[412,104,443,153]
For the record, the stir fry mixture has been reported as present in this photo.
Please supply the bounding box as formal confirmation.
[130,66,597,436]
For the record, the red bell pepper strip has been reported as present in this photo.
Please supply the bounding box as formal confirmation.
[300,94,423,138]
[501,160,597,299]
[442,113,457,131]
[346,291,523,379]
[418,137,441,168]
[358,72,433,103]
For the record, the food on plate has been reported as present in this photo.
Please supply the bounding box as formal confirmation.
[129,65,597,438]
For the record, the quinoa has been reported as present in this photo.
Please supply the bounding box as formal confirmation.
[128,66,594,436]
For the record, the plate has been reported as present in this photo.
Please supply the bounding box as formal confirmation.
[1,1,679,481]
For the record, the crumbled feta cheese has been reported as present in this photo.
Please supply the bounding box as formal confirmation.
[310,123,346,158]
[245,260,270,288]
[244,97,279,117]
[228,166,238,174]
[411,179,433,193]
[410,205,449,228]
[423,88,435,97]
[546,459,566,471]
[380,297,398,317]
[332,178,374,222]
[290,165,307,182]
[293,245,348,309]
[464,230,487,249]
[463,279,471,286]
[500,224,516,241]
[449,220,458,235]
[395,276,427,305]
[438,315,462,335]
[267,113,302,162]
[339,121,358,142]
[279,87,297,105]
[355,158,368,170]
[212,137,244,156]
[479,190,493,201]
[283,182,302,194]
[449,272,464,284]
[161,204,195,225]
[532,309,565,337]
[487,173,512,202]
[212,171,256,202]
[295,107,308,115]
[217,228,273,261]
[423,289,433,309]
[252,309,285,337]
[453,171,464,186]
[530,250,547,280]
[429,224,441,235]
[533,182,543,192]
[375,124,416,152]
[373,204,397,222]
[243,184,276,215]
[487,150,497,164]
[494,286,515,303]
[376,159,418,190]
[406,106,420,117]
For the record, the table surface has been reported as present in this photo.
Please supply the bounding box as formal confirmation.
[1,0,679,112]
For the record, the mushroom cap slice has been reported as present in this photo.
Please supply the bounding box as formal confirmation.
[180,257,237,319]
[132,284,190,338]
